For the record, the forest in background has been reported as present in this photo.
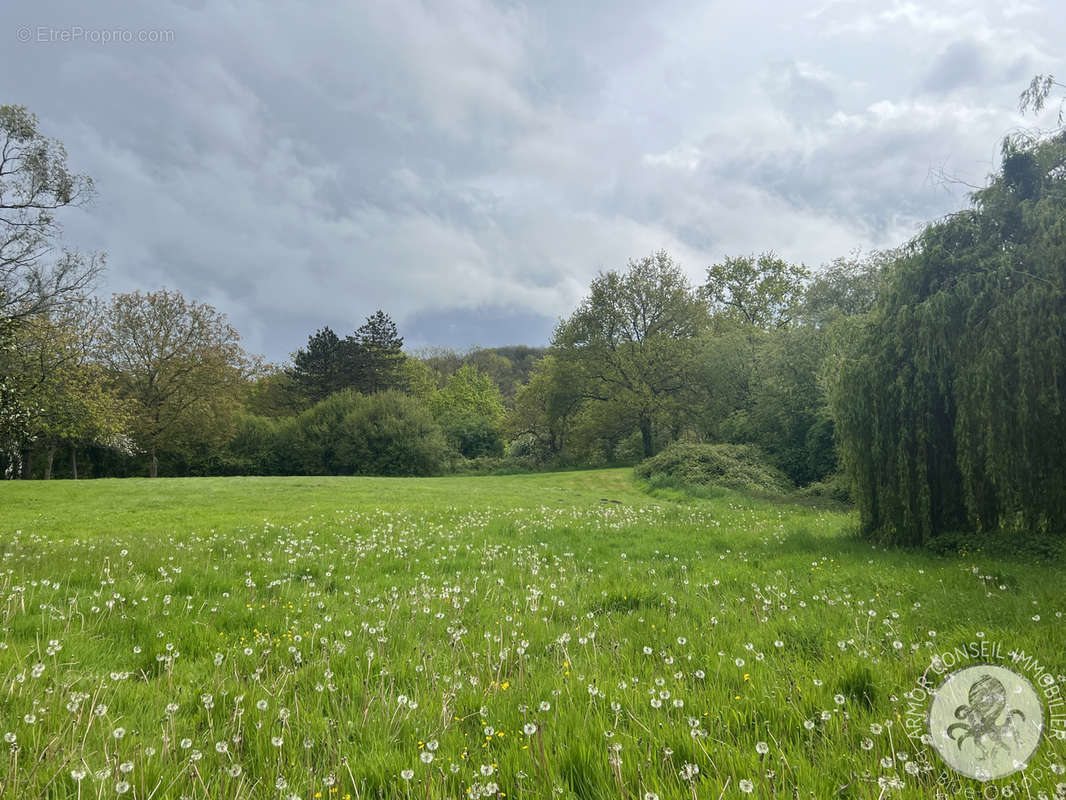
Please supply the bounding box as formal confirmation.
[2,77,1064,549]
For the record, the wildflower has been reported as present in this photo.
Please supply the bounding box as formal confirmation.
[739,779,754,793]
[755,741,769,755]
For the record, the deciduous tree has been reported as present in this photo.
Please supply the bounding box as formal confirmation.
[0,105,102,322]
[10,304,127,478]
[553,250,708,458]
[430,364,505,458]
[829,133,1066,544]
[99,289,248,477]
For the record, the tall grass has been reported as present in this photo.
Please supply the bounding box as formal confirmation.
[0,470,1063,798]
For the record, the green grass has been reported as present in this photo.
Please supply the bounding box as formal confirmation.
[0,469,1063,799]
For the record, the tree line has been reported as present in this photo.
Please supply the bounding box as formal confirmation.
[2,89,1064,549]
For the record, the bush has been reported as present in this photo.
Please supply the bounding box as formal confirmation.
[441,416,504,459]
[228,414,284,474]
[793,472,852,505]
[277,390,363,475]
[635,441,792,494]
[449,455,539,475]
[236,390,448,477]
[332,391,448,476]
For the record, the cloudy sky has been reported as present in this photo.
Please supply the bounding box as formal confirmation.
[2,0,1062,361]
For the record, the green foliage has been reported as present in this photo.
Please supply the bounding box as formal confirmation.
[333,391,448,476]
[227,413,283,474]
[634,440,793,495]
[431,364,506,458]
[417,345,546,401]
[278,390,363,474]
[792,472,853,505]
[829,133,1066,546]
[0,299,29,468]
[800,251,891,326]
[702,252,809,329]
[401,355,440,401]
[288,311,407,405]
[553,250,709,458]
[505,355,582,462]
[288,326,347,403]
[715,325,833,485]
[99,289,248,477]
[271,390,448,476]
[352,310,406,394]
[241,366,304,417]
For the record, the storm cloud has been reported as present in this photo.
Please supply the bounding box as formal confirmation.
[2,0,1061,360]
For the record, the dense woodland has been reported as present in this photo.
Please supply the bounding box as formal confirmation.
[2,86,1065,549]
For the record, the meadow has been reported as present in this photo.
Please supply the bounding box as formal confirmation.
[0,469,1064,799]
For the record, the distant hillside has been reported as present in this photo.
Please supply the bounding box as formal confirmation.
[414,345,547,400]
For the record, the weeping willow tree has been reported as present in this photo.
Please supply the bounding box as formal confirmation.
[830,133,1066,546]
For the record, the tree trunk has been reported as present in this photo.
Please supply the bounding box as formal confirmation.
[71,447,78,480]
[150,448,158,478]
[20,448,32,479]
[639,416,654,459]
[44,446,56,480]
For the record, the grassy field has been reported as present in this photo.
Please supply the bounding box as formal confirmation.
[1,469,1064,799]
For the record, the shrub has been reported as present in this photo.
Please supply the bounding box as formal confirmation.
[332,390,448,476]
[228,414,283,474]
[793,471,852,505]
[277,390,364,474]
[257,390,448,476]
[635,441,792,495]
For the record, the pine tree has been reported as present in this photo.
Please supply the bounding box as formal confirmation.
[289,326,346,403]
[348,310,405,394]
